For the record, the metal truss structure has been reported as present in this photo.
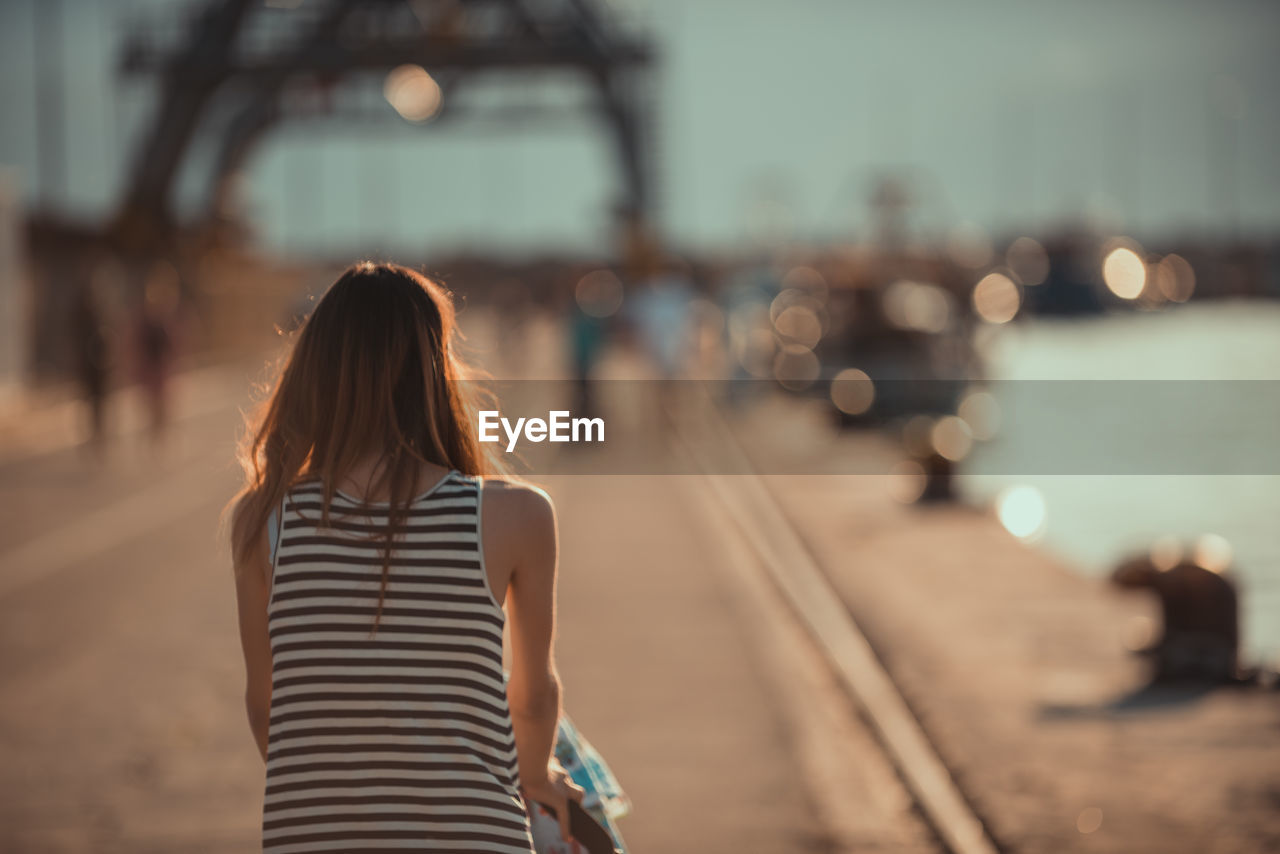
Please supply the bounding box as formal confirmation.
[113,0,656,250]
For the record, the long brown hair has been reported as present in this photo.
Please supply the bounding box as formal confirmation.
[226,262,500,626]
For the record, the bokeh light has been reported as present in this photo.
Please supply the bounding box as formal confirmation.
[730,318,777,378]
[1102,245,1146,299]
[1154,253,1196,302]
[996,485,1047,541]
[830,368,875,415]
[957,390,1000,440]
[770,288,828,331]
[1006,236,1050,285]
[384,64,443,122]
[574,269,624,318]
[773,304,824,348]
[773,343,820,390]
[781,265,829,300]
[930,415,972,461]
[972,271,1021,324]
[888,460,928,504]
[883,280,950,333]
[1077,807,1103,834]
[1193,533,1233,573]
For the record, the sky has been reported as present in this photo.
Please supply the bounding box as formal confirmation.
[0,0,1277,256]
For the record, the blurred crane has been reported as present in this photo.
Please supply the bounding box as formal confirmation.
[113,0,656,251]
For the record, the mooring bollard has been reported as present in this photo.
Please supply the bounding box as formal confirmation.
[1111,536,1241,683]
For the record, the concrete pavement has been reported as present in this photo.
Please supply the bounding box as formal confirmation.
[0,359,933,852]
[727,393,1280,854]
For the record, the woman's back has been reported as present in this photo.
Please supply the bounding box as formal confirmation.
[230,263,579,854]
[263,469,534,852]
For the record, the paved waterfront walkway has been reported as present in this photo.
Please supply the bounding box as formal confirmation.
[0,360,935,852]
[729,399,1280,854]
[8,319,1273,853]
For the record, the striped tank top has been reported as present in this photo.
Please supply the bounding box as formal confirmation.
[263,470,535,853]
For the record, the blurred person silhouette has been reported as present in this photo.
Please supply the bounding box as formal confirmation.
[720,256,781,395]
[569,300,605,420]
[70,271,110,457]
[622,249,695,434]
[226,263,629,853]
[626,253,694,381]
[131,262,182,446]
[569,267,625,422]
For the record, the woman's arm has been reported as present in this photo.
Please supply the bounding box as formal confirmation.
[504,485,561,769]
[488,483,583,841]
[231,502,274,761]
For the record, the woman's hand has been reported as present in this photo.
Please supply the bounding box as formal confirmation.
[521,759,587,846]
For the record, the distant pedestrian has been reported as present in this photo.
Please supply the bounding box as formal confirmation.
[624,254,695,432]
[70,275,110,456]
[132,262,181,446]
[626,257,695,381]
[225,263,593,853]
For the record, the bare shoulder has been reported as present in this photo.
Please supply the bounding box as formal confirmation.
[481,478,556,550]
[482,478,555,526]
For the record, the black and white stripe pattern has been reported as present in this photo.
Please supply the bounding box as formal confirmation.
[264,471,534,853]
